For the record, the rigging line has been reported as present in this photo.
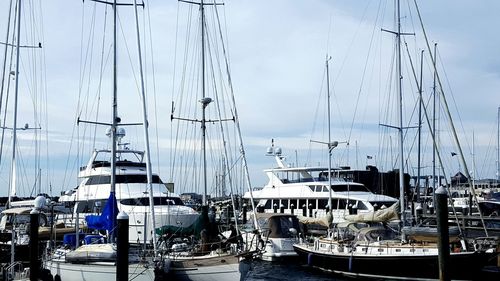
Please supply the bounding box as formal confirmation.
[117,12,142,98]
[81,8,99,168]
[0,0,15,168]
[144,0,161,178]
[77,3,96,119]
[413,0,488,236]
[63,2,93,189]
[307,64,327,166]
[172,4,198,181]
[169,2,182,182]
[35,0,49,192]
[347,0,384,147]
[479,119,498,178]
[213,2,257,217]
[93,5,109,150]
[436,48,472,155]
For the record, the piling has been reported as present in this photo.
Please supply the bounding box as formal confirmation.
[29,209,39,281]
[116,211,129,281]
[435,186,450,281]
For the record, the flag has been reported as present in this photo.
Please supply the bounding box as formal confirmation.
[367,155,373,159]
[451,152,457,157]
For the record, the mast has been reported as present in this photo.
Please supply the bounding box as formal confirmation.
[432,42,437,199]
[8,0,22,208]
[133,0,157,253]
[497,106,499,183]
[0,0,14,145]
[201,96,210,206]
[109,0,118,242]
[326,55,333,214]
[416,50,424,202]
[396,0,405,224]
[8,0,21,267]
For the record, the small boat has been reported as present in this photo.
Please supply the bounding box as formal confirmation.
[241,213,301,261]
[478,190,500,216]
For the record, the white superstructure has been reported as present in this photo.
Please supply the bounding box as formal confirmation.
[59,144,199,244]
[244,152,397,224]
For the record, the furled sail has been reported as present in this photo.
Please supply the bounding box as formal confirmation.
[344,201,399,223]
[85,192,119,234]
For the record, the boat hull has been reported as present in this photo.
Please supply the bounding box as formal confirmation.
[45,260,158,281]
[293,243,492,280]
[170,253,250,281]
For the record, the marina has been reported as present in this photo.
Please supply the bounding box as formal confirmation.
[0,0,500,281]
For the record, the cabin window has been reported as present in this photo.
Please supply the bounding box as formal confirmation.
[331,184,369,192]
[357,201,368,210]
[264,200,272,209]
[331,199,339,209]
[308,199,317,209]
[280,200,289,209]
[120,197,184,206]
[378,248,384,252]
[298,199,307,209]
[338,199,347,209]
[322,186,329,192]
[86,175,163,185]
[318,199,328,209]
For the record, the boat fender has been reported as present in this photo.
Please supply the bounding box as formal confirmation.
[307,253,313,266]
[348,255,353,272]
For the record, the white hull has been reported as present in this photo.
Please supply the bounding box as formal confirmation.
[172,263,242,281]
[46,260,156,281]
[170,252,251,281]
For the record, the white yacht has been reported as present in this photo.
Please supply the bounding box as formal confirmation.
[58,131,199,244]
[244,148,397,224]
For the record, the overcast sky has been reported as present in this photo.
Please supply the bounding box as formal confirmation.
[1,0,499,198]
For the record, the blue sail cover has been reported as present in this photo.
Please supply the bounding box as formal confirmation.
[85,192,119,234]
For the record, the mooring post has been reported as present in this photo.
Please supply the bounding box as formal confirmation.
[435,186,450,281]
[116,211,129,281]
[29,208,40,281]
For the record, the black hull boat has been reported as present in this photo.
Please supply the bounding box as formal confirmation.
[293,243,493,280]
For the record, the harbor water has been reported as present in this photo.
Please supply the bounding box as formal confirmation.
[246,260,348,281]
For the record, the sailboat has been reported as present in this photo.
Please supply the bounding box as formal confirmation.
[293,1,496,279]
[165,0,257,280]
[0,0,63,274]
[44,1,172,280]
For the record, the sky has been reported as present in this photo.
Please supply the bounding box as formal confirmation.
[0,0,499,198]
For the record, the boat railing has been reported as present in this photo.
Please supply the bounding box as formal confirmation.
[2,261,25,280]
